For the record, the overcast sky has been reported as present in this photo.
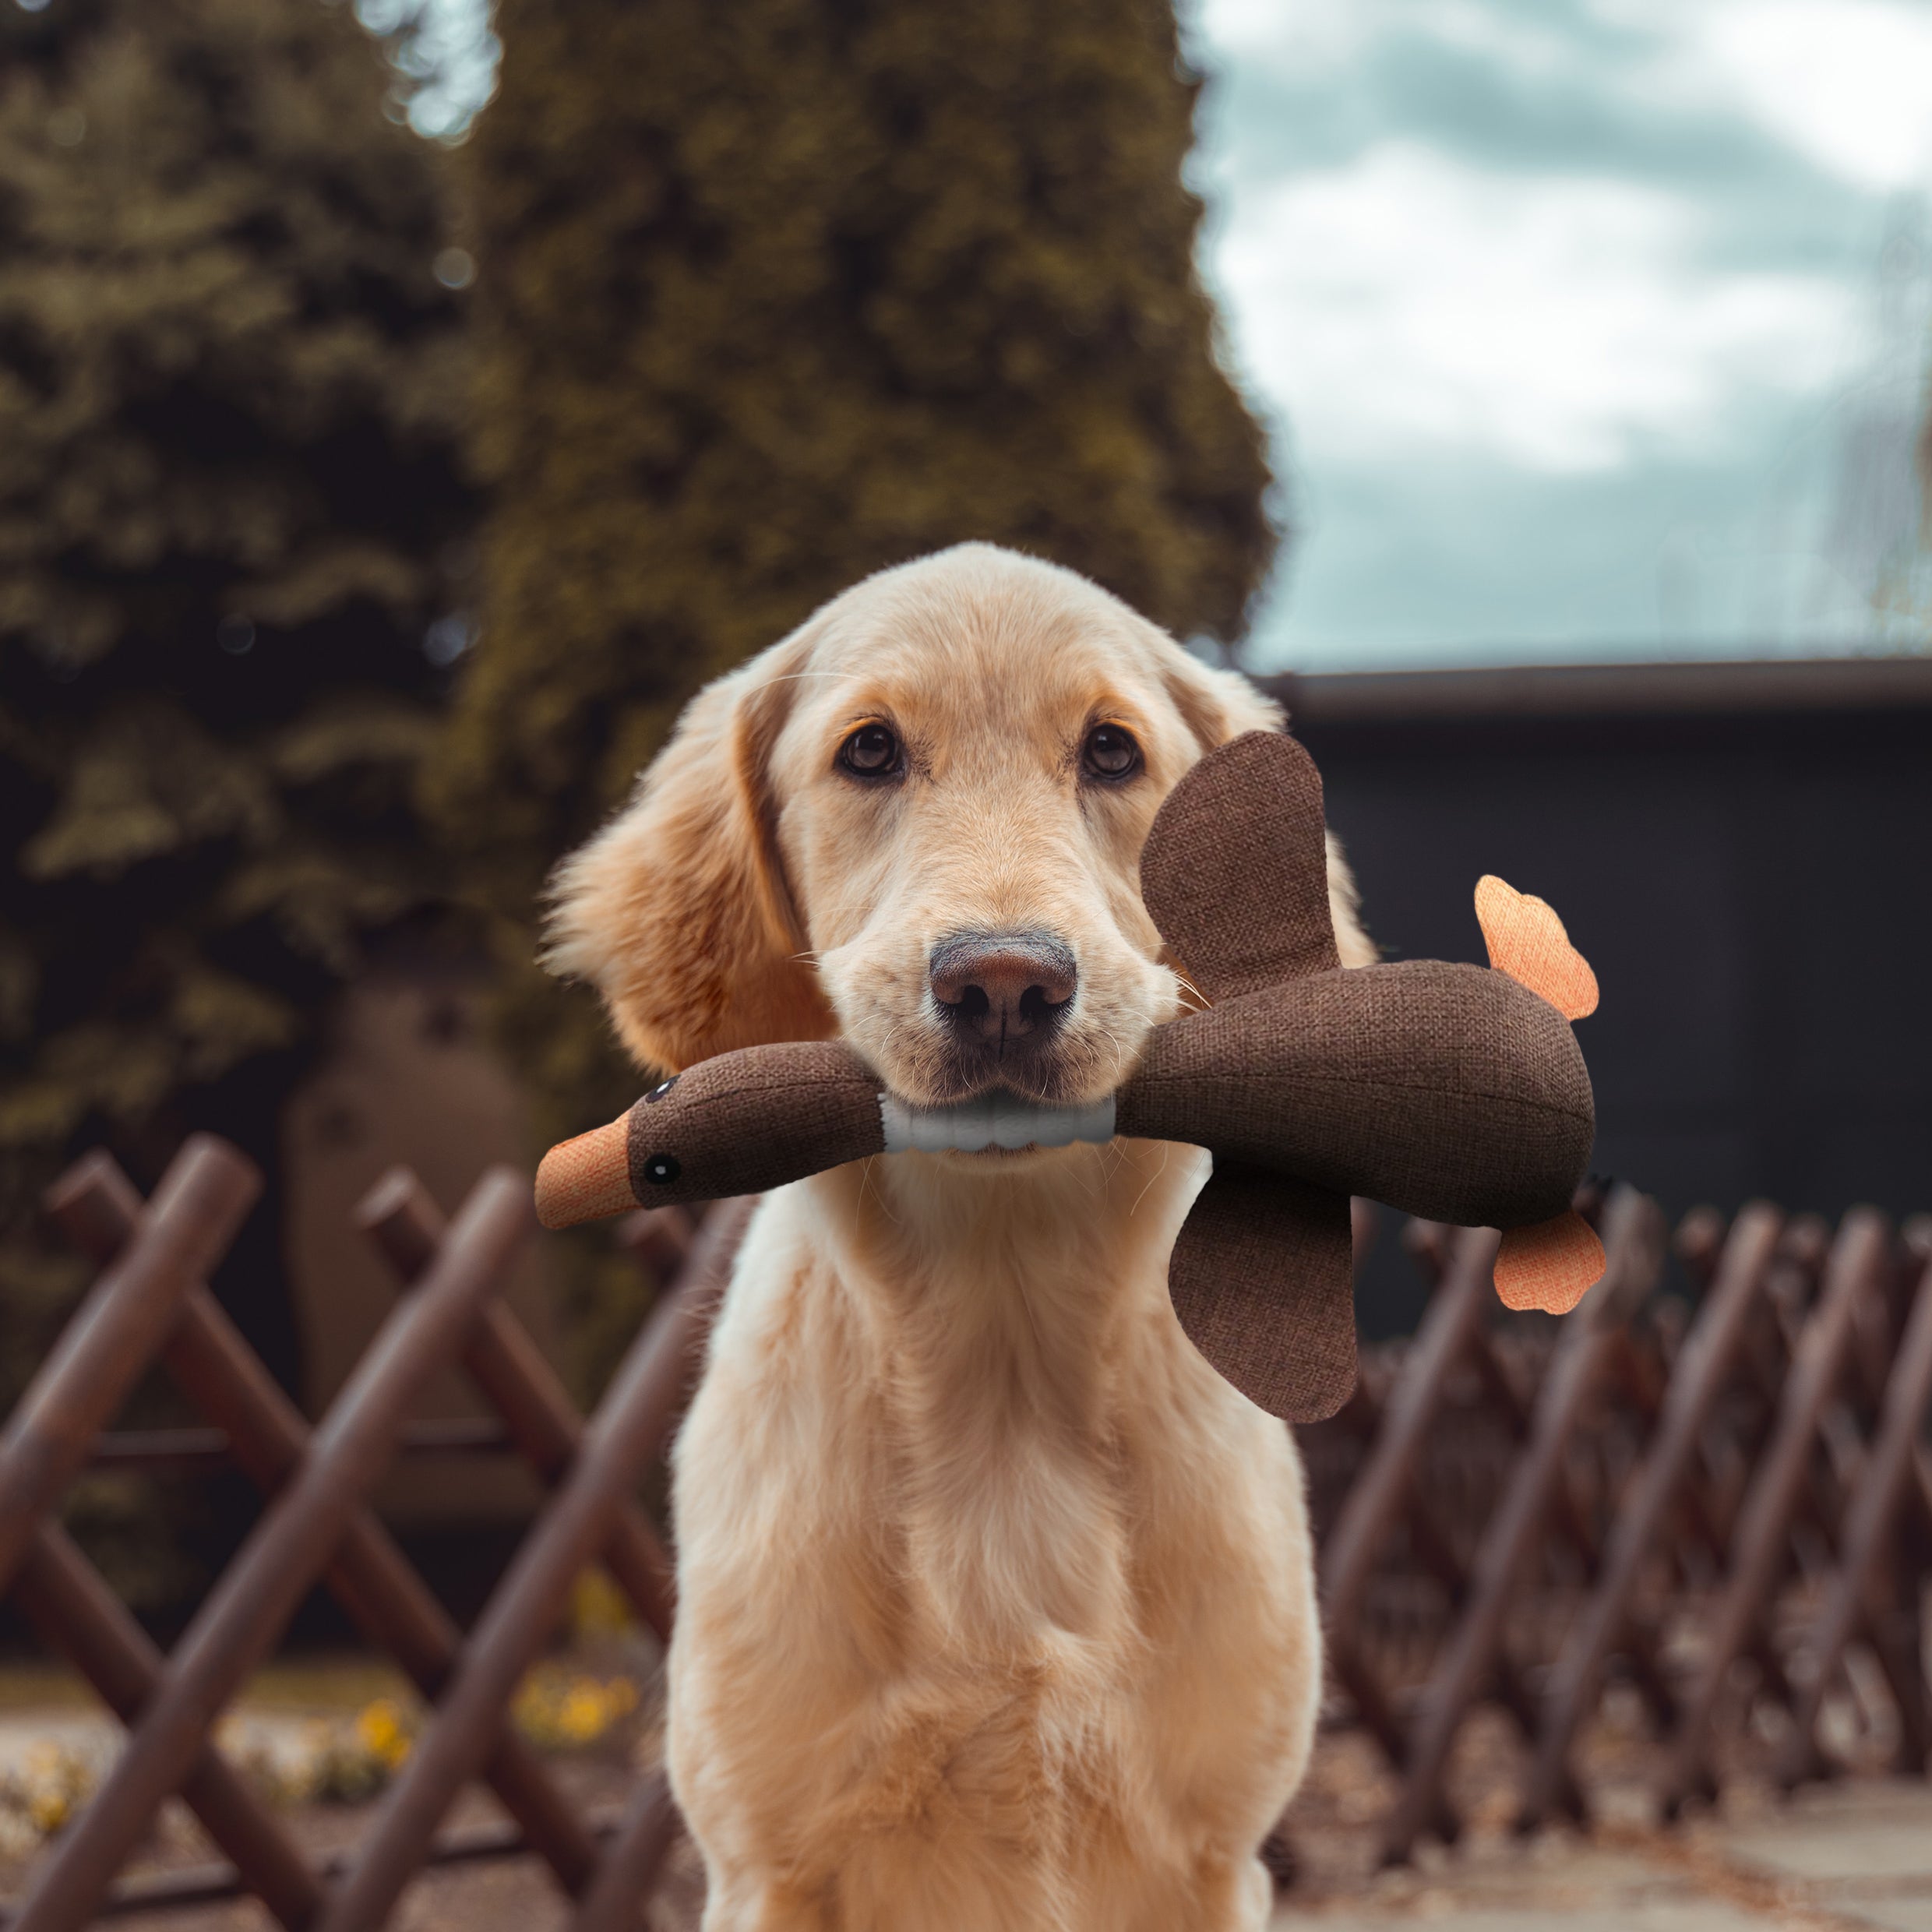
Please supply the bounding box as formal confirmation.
[1186,0,1932,668]
[407,0,1932,671]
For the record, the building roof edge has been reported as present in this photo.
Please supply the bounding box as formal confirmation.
[1260,655,1932,724]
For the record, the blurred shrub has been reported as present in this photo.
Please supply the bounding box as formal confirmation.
[214,1698,418,1806]
[0,1740,99,1853]
[433,0,1276,1198]
[0,0,474,1407]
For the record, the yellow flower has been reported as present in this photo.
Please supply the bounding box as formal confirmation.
[570,1567,635,1637]
[513,1669,641,1750]
[559,1682,606,1742]
[354,1699,413,1769]
[27,1788,69,1834]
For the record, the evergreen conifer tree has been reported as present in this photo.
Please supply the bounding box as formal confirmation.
[436,0,1276,1144]
[0,0,473,1400]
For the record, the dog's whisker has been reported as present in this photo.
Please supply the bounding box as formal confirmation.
[856,1154,902,1226]
[1128,1141,1172,1219]
[1172,971,1211,1014]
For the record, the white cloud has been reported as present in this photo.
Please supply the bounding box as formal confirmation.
[1190,0,1367,72]
[1690,0,1932,190]
[1193,0,1588,80]
[1586,0,1932,190]
[1213,143,1854,474]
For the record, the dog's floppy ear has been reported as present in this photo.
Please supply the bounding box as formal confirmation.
[1158,647,1284,753]
[544,636,836,1074]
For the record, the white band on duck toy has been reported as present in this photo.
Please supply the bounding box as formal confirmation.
[879,1091,1118,1155]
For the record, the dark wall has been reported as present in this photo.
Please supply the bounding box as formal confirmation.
[1271,662,1932,1336]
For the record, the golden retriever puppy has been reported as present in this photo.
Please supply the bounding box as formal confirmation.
[547,544,1376,1931]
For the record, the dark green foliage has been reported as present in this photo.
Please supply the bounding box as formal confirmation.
[436,0,1276,1154]
[0,0,473,1433]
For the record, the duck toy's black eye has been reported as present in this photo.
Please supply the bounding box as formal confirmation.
[838,722,901,777]
[1081,723,1141,780]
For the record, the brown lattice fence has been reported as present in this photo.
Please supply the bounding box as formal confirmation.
[2,1140,1928,1925]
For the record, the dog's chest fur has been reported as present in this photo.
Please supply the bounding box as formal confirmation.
[665,1151,1319,1929]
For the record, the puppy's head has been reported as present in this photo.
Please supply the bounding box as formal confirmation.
[547,545,1366,1112]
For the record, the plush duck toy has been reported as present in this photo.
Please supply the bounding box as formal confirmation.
[535,731,1602,1423]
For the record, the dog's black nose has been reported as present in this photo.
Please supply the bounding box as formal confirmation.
[929,931,1077,1055]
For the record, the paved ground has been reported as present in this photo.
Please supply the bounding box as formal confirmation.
[1275,1780,1932,1930]
[4,1695,1930,1930]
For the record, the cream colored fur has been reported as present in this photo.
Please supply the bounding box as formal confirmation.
[548,545,1376,1930]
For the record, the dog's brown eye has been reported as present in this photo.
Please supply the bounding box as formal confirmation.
[839,722,901,778]
[1081,723,1141,781]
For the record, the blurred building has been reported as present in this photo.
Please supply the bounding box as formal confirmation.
[283,962,556,1530]
[1273,656,1932,1335]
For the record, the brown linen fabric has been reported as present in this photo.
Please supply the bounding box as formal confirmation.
[539,952,1592,1246]
[1168,1164,1356,1423]
[1116,958,1594,1230]
[535,725,1599,1398]
[1139,730,1341,1001]
[622,1040,884,1208]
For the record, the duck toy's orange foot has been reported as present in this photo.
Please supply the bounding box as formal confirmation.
[1472,873,1606,1315]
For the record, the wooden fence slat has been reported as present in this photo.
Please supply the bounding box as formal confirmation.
[1378,1188,1666,1862]
[83,1418,514,1473]
[355,1169,679,1641]
[1656,1208,1892,1817]
[48,1155,604,1906]
[1321,1225,1500,1638]
[316,1200,751,1932]
[569,1773,679,1932]
[1524,1200,1784,1826]
[47,1808,633,1926]
[1313,1225,1499,1845]
[0,1141,259,1593]
[12,1169,541,1932]
[10,1525,323,1930]
[1778,1225,1932,1786]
